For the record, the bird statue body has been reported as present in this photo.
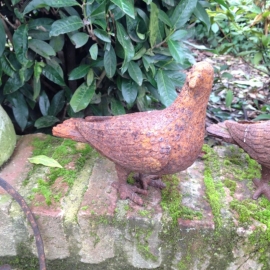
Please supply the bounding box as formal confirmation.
[207,120,270,201]
[53,61,214,205]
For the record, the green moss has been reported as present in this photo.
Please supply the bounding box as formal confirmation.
[202,144,223,228]
[224,179,237,196]
[24,136,98,206]
[161,174,202,225]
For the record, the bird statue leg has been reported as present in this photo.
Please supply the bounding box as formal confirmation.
[112,164,147,206]
[133,173,166,190]
[253,165,270,201]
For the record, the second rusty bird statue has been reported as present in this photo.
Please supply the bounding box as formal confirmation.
[53,61,214,205]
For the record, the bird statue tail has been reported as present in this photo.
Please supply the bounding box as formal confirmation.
[52,118,88,143]
[206,121,235,143]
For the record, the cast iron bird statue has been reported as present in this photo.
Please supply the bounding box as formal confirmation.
[207,120,270,201]
[53,61,214,205]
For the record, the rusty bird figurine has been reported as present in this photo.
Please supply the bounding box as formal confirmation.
[53,61,214,205]
[207,120,270,201]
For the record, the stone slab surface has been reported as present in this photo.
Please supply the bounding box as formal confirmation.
[0,134,269,270]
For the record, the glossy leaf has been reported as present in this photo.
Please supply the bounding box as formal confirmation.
[9,91,29,131]
[70,82,96,112]
[13,24,29,65]
[28,39,56,59]
[69,64,91,80]
[193,2,210,32]
[49,35,65,52]
[111,98,125,115]
[158,9,172,27]
[50,16,83,37]
[155,69,177,107]
[70,32,89,48]
[0,55,16,77]
[149,2,159,48]
[170,0,198,29]
[0,20,5,56]
[39,91,50,116]
[116,22,135,63]
[104,45,117,78]
[111,0,135,19]
[42,64,65,86]
[225,90,233,108]
[254,114,270,121]
[3,73,24,94]
[93,29,111,43]
[86,69,94,86]
[24,0,79,14]
[48,90,65,116]
[28,155,63,168]
[167,39,185,63]
[89,43,98,60]
[128,61,143,86]
[121,79,138,105]
[34,115,59,128]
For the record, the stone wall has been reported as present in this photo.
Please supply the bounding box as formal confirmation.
[0,134,269,269]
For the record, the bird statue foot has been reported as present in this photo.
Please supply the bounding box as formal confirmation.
[112,182,147,206]
[253,178,270,201]
[133,173,166,190]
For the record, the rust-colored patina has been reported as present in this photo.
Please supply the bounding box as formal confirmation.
[207,120,270,201]
[53,61,214,205]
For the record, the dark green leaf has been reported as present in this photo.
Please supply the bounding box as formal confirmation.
[128,61,143,86]
[121,79,138,105]
[116,22,135,63]
[24,0,79,14]
[34,115,59,128]
[42,64,66,86]
[0,20,5,57]
[89,43,98,60]
[104,45,117,78]
[225,90,233,108]
[3,73,24,94]
[193,2,210,32]
[70,32,89,48]
[70,82,96,112]
[149,2,159,48]
[50,16,83,37]
[111,98,125,115]
[90,1,106,18]
[9,91,29,131]
[49,35,65,52]
[28,29,50,40]
[155,69,177,107]
[254,114,270,121]
[69,64,91,80]
[158,9,172,27]
[13,24,29,65]
[167,39,185,63]
[12,0,21,5]
[28,18,54,29]
[39,91,50,116]
[111,0,135,19]
[28,39,56,59]
[48,90,65,116]
[170,30,188,41]
[0,54,16,77]
[170,0,198,29]
[86,69,94,86]
[93,29,111,43]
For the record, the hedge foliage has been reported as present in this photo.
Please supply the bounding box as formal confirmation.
[0,0,211,133]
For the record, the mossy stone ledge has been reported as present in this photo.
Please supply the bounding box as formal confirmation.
[0,134,270,269]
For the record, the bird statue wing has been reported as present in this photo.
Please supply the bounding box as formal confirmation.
[225,121,270,167]
[76,111,172,173]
